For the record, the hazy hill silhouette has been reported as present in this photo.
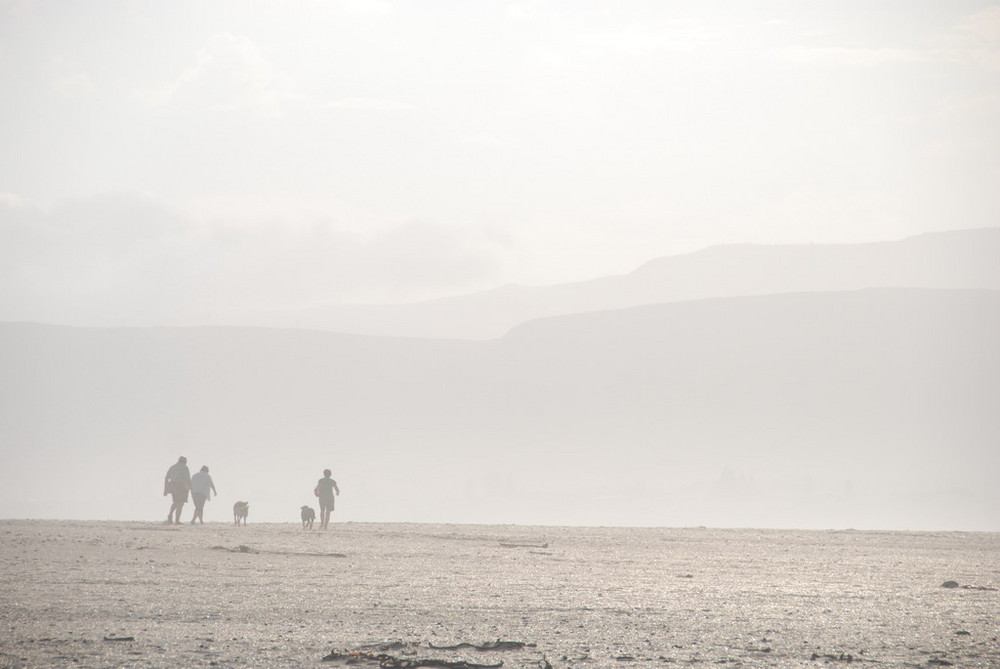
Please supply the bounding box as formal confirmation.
[226,228,1000,339]
[2,288,997,530]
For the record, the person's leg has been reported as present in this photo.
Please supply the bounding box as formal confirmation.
[191,494,205,523]
[170,490,183,523]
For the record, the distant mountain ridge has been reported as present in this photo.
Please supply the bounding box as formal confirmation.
[226,228,1000,339]
[3,287,998,529]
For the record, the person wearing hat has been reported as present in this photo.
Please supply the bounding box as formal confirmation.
[190,465,218,524]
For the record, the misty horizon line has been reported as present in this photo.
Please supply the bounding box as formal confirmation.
[2,517,989,535]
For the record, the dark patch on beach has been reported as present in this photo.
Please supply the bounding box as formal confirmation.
[273,550,348,558]
[325,640,535,668]
[357,641,420,653]
[498,541,548,549]
[212,544,258,553]
[940,580,997,591]
[210,545,346,558]
[428,640,531,652]
[322,651,504,668]
[810,652,856,662]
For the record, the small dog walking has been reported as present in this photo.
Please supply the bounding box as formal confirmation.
[300,505,316,530]
[233,501,249,526]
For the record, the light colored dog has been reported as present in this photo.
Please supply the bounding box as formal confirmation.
[300,505,315,529]
[233,501,249,525]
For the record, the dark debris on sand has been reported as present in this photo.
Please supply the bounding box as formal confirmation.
[209,544,347,558]
[940,580,997,591]
[809,652,860,663]
[429,641,531,652]
[321,652,504,668]
[211,545,258,553]
[324,640,535,668]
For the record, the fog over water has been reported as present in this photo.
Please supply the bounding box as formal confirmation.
[1,2,999,530]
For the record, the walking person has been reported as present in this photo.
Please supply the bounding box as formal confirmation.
[190,465,217,524]
[314,469,340,530]
[163,456,191,524]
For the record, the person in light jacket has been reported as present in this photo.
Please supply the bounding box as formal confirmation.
[190,465,217,524]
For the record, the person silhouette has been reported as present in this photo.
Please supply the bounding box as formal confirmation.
[189,465,217,524]
[314,469,340,530]
[163,456,191,525]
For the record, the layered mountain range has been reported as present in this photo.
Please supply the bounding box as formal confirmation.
[1,229,997,529]
[227,227,1000,339]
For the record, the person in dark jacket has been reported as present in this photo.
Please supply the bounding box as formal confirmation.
[314,469,340,530]
[163,456,191,525]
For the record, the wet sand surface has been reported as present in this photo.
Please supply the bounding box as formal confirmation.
[0,521,997,668]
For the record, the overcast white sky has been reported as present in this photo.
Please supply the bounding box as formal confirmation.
[2,1,998,325]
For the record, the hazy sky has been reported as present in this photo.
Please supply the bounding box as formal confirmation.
[2,1,999,325]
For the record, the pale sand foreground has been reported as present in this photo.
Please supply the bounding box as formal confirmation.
[0,521,997,668]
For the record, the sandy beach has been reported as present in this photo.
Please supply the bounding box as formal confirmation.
[0,521,997,668]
